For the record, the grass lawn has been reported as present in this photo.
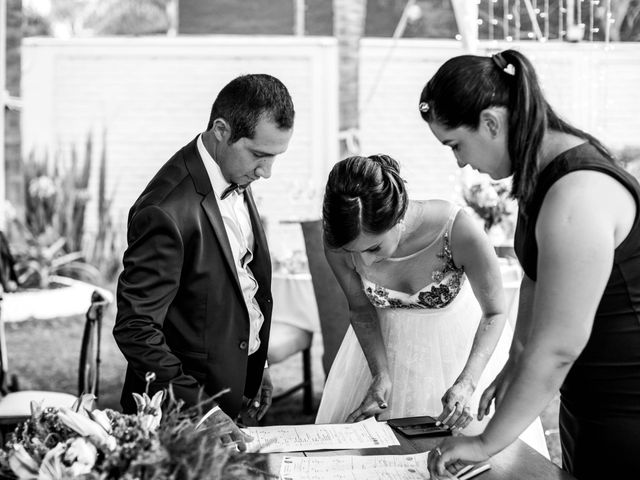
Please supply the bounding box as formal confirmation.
[3,303,561,467]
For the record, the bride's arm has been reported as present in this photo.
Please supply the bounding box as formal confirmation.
[442,210,509,428]
[324,246,392,422]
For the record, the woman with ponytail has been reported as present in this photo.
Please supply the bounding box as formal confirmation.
[420,50,640,479]
[315,154,547,454]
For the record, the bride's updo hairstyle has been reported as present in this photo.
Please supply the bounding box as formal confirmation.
[323,154,408,249]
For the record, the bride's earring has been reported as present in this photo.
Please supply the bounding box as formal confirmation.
[397,220,406,233]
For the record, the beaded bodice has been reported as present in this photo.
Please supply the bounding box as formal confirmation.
[361,231,464,309]
[356,204,466,310]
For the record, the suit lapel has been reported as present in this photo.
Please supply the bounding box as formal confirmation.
[245,188,271,288]
[183,137,270,300]
[184,138,243,299]
[201,193,242,292]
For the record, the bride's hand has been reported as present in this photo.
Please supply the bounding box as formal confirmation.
[345,373,392,423]
[438,374,476,430]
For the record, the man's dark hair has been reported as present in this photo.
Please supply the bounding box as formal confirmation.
[207,74,295,144]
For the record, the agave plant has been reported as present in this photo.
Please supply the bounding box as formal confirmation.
[6,132,122,289]
[7,220,101,289]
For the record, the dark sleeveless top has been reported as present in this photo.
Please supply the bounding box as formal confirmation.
[514,142,640,417]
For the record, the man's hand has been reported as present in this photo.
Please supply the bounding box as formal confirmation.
[206,408,253,452]
[245,368,273,421]
[346,373,391,423]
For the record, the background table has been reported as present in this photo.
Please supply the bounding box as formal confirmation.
[260,431,575,479]
[271,272,320,333]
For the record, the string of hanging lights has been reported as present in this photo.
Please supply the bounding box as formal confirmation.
[467,0,614,44]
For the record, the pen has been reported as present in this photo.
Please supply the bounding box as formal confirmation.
[457,464,491,480]
[456,465,474,477]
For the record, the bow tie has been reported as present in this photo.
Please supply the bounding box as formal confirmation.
[221,183,246,200]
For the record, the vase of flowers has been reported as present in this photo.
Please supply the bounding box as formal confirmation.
[0,380,265,479]
[461,178,517,245]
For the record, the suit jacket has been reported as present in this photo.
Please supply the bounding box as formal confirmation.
[114,137,272,417]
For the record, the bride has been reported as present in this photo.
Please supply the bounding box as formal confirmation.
[315,154,548,456]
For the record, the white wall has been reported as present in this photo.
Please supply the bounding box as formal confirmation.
[20,37,640,255]
[22,36,338,245]
[359,39,640,202]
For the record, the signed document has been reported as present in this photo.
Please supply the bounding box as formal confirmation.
[278,451,430,480]
[243,417,400,453]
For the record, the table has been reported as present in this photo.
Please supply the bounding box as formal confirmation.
[260,431,576,479]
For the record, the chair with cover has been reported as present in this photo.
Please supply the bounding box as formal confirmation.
[299,220,350,377]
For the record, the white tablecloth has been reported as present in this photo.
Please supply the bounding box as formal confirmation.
[500,260,523,329]
[271,272,321,333]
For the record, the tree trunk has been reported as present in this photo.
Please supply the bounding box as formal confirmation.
[610,0,631,41]
[333,0,366,159]
[5,0,24,221]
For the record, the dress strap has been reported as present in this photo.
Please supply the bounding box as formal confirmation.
[445,205,462,239]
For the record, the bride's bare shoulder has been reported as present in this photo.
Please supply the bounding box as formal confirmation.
[411,199,457,223]
[406,199,457,243]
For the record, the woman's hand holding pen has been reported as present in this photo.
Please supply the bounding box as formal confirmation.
[427,435,491,479]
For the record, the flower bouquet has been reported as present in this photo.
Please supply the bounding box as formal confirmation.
[0,381,265,480]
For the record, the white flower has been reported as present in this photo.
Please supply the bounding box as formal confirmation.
[476,185,500,207]
[28,176,56,200]
[37,443,65,480]
[71,393,97,414]
[504,197,518,214]
[132,390,165,433]
[63,438,97,476]
[8,444,39,479]
[88,408,113,433]
[58,407,117,451]
[36,441,95,479]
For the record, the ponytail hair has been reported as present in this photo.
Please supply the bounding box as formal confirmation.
[499,49,546,207]
[323,154,408,249]
[419,49,614,210]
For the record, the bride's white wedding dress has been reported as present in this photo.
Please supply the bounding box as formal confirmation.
[315,203,549,458]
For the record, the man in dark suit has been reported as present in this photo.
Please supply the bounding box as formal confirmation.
[114,74,294,449]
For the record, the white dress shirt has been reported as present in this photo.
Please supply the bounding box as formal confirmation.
[197,134,264,355]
